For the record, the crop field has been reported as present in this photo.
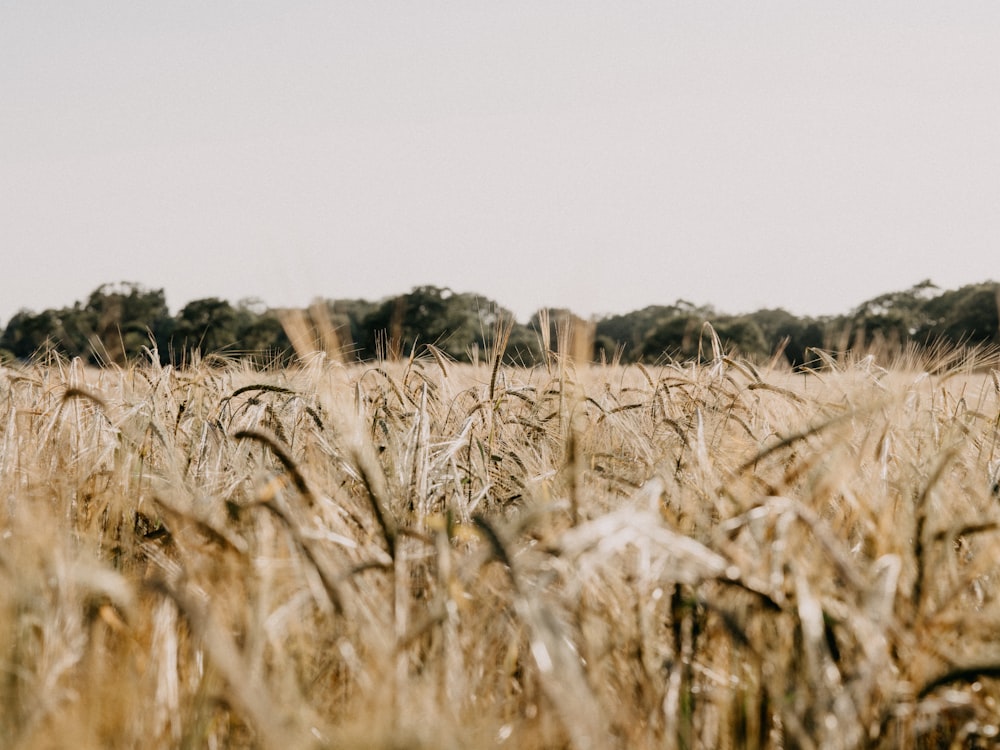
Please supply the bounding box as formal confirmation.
[3,335,1000,749]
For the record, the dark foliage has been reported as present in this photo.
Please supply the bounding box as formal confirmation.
[1,279,996,367]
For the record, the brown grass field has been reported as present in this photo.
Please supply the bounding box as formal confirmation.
[4,333,1000,749]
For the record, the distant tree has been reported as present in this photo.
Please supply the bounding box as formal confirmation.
[526,308,604,364]
[829,280,999,355]
[0,307,93,361]
[83,282,172,364]
[848,311,910,353]
[55,303,97,359]
[171,297,240,363]
[4,278,998,369]
[527,308,576,358]
[742,308,826,367]
[0,304,92,360]
[855,280,938,321]
[594,306,677,362]
[641,314,703,361]
[505,320,541,365]
[799,322,827,366]
[233,300,293,365]
[596,300,719,363]
[359,286,527,363]
[834,280,940,354]
[640,313,769,362]
[712,317,769,360]
[0,309,60,360]
[326,298,378,359]
[917,282,999,347]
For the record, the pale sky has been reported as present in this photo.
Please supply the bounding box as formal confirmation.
[3,2,999,325]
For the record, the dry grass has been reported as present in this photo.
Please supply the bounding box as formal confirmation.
[3,344,1000,749]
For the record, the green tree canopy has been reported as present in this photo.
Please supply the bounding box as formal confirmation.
[917,282,999,347]
[359,286,530,363]
[84,282,172,364]
[171,298,240,362]
[0,309,61,361]
[2,278,999,368]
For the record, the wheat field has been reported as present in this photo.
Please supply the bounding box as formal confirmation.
[3,339,1000,749]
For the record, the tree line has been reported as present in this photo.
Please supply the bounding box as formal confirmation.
[1,279,997,367]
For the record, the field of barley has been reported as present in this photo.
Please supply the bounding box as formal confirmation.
[3,336,1000,749]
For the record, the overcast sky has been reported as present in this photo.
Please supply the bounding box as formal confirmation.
[3,2,999,325]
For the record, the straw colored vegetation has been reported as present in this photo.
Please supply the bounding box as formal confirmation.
[3,335,1000,749]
